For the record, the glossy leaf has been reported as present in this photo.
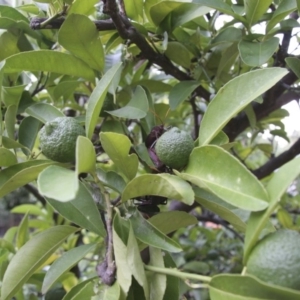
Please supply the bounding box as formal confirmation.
[124,0,143,22]
[58,14,104,71]
[69,281,95,299]
[245,0,273,26]
[75,136,96,174]
[1,225,78,300]
[42,243,96,293]
[169,81,200,110]
[37,166,78,202]
[194,187,247,232]
[238,37,279,67]
[45,181,106,237]
[244,155,300,262]
[61,277,97,300]
[100,132,139,181]
[4,105,17,139]
[25,103,64,124]
[266,0,297,33]
[0,160,55,198]
[122,173,194,205]
[16,212,29,249]
[209,274,300,300]
[18,116,42,155]
[101,282,121,300]
[85,62,122,139]
[0,148,17,167]
[149,211,198,235]
[165,42,192,68]
[2,136,25,149]
[149,247,166,300]
[68,0,98,15]
[198,68,288,146]
[285,57,300,78]
[107,86,148,119]
[96,168,126,194]
[113,214,132,295]
[127,224,149,300]
[4,50,95,81]
[179,146,269,211]
[130,210,182,253]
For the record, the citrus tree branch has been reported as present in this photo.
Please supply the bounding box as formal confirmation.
[253,137,300,179]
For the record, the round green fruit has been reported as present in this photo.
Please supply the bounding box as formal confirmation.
[39,117,85,163]
[246,229,300,290]
[155,127,194,169]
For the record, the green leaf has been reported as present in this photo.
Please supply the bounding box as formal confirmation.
[0,148,17,167]
[18,116,42,155]
[244,156,300,263]
[68,281,95,299]
[209,274,300,300]
[42,243,96,294]
[4,105,17,139]
[194,187,247,232]
[165,42,192,69]
[198,68,288,146]
[285,57,300,78]
[38,166,79,202]
[75,136,96,174]
[1,225,78,300]
[266,0,297,33]
[4,50,95,81]
[169,81,200,110]
[100,282,121,300]
[113,214,132,295]
[163,253,179,300]
[149,211,198,235]
[216,42,239,78]
[124,0,143,22]
[179,146,269,211]
[68,0,98,15]
[149,247,166,300]
[245,0,273,26]
[0,160,55,198]
[45,181,106,237]
[62,277,97,300]
[100,132,139,181]
[16,212,29,249]
[96,168,126,194]
[11,204,45,216]
[2,136,26,149]
[122,173,194,205]
[85,63,122,139]
[127,224,150,300]
[130,209,182,253]
[107,86,149,119]
[58,14,104,71]
[238,37,279,67]
[25,103,64,124]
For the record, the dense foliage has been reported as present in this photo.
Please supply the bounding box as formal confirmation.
[1,0,300,299]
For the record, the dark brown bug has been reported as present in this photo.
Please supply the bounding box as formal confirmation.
[135,195,168,216]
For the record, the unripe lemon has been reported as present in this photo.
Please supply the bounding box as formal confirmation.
[39,117,85,163]
[246,229,300,290]
[155,127,194,169]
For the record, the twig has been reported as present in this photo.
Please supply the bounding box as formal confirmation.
[30,17,116,31]
[253,137,300,179]
[92,172,116,286]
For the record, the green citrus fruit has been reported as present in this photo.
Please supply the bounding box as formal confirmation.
[246,229,300,290]
[155,127,194,169]
[39,117,85,163]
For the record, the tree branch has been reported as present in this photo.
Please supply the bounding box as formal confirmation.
[30,17,116,30]
[253,137,300,179]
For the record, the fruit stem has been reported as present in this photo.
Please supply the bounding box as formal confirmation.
[144,265,212,283]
